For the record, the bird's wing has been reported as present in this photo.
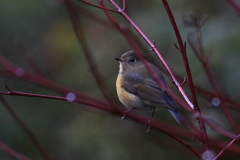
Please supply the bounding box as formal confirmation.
[122,68,178,112]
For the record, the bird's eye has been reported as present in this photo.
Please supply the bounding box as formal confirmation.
[130,58,136,63]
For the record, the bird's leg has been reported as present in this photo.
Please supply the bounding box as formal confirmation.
[146,108,156,132]
[121,108,135,120]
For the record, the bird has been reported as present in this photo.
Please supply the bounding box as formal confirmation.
[115,51,186,132]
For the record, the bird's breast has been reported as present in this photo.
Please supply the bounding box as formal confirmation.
[116,73,140,109]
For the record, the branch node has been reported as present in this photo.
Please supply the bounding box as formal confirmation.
[150,44,156,51]
[5,85,11,91]
[118,8,123,13]
[181,76,188,87]
[174,43,180,51]
[170,79,175,85]
[152,39,155,45]
[5,85,13,94]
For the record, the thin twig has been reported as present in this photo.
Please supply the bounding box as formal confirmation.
[181,77,187,87]
[78,0,119,13]
[0,140,32,160]
[162,0,210,156]
[214,134,240,160]
[122,0,126,11]
[226,0,240,15]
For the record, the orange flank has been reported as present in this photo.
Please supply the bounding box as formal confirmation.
[116,73,136,109]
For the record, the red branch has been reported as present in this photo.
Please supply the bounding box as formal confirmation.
[214,134,240,160]
[78,0,118,13]
[227,0,240,15]
[0,140,31,160]
[162,0,210,155]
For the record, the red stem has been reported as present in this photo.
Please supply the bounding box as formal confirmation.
[214,134,240,160]
[0,140,31,160]
[78,0,118,13]
[227,0,240,15]
[161,0,210,155]
[203,118,237,139]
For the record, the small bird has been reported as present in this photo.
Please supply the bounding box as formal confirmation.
[115,51,186,131]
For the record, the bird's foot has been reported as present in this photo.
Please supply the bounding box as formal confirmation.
[121,114,126,121]
[145,119,152,132]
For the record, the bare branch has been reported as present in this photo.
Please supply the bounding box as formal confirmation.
[214,134,240,160]
[162,0,210,156]
[181,77,187,87]
[226,0,240,15]
[78,0,119,13]
[0,140,31,160]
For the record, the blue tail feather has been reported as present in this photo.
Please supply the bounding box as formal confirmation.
[168,109,187,125]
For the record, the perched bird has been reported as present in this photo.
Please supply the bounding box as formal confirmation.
[115,51,186,131]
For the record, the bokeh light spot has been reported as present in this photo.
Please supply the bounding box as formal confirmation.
[15,68,25,77]
[201,150,215,160]
[66,92,76,102]
[212,98,220,107]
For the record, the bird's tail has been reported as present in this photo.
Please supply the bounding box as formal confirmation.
[168,109,188,125]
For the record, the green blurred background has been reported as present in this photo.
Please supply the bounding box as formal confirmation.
[0,0,240,159]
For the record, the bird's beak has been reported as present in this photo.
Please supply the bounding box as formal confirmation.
[114,57,123,62]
